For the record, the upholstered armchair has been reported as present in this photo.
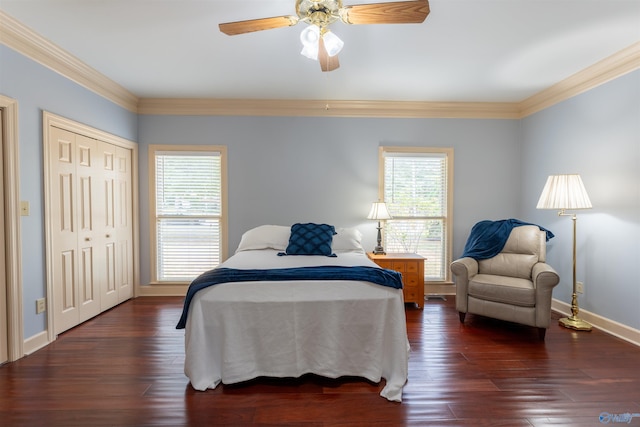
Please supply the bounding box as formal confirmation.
[450,224,560,340]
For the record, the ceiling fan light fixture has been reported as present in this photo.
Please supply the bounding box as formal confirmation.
[300,25,319,45]
[300,24,320,60]
[300,44,318,60]
[322,30,343,57]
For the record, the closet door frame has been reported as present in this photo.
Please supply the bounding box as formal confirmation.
[43,111,139,341]
[0,95,22,362]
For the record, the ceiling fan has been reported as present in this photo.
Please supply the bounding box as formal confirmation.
[219,0,430,72]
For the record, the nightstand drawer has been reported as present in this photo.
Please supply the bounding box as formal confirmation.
[403,273,421,288]
[390,261,407,272]
[405,262,419,273]
[404,287,420,302]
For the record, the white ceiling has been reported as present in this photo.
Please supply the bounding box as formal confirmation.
[2,0,639,103]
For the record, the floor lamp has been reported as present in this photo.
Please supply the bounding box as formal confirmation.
[537,174,593,331]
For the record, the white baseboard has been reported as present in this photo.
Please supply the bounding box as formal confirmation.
[23,330,50,355]
[136,284,188,296]
[425,282,456,296]
[552,299,640,347]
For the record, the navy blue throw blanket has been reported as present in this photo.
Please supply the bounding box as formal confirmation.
[461,218,554,260]
[176,266,403,329]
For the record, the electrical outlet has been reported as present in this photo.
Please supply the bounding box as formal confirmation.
[36,298,46,314]
[576,281,584,294]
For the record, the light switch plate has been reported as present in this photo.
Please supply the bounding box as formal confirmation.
[20,200,30,216]
[36,298,46,314]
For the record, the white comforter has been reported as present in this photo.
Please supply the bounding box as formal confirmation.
[183,249,410,401]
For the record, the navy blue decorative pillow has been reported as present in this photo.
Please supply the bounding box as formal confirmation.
[282,223,337,257]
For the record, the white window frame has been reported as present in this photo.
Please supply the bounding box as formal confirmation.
[379,146,454,283]
[148,145,227,284]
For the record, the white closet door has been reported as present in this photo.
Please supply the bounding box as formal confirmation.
[75,134,102,323]
[115,146,133,302]
[97,142,119,310]
[96,142,133,308]
[46,114,136,336]
[49,127,101,333]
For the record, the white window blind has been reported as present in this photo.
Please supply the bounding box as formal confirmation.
[382,149,451,281]
[154,150,223,282]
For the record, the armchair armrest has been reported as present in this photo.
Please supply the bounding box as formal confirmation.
[450,257,478,313]
[451,257,478,280]
[532,262,560,291]
[532,262,560,328]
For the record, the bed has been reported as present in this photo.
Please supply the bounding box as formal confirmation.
[177,224,410,402]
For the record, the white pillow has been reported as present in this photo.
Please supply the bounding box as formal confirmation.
[236,225,290,253]
[332,227,365,253]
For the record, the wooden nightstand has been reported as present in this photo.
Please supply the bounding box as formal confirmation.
[367,253,425,308]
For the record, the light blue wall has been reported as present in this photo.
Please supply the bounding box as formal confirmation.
[137,115,522,286]
[3,42,639,340]
[521,69,640,330]
[0,45,138,338]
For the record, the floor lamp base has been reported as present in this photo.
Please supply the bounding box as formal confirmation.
[559,316,592,331]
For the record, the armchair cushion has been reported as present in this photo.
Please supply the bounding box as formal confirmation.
[479,253,539,279]
[469,274,535,307]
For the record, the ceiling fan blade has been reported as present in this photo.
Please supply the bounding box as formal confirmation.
[319,37,340,72]
[342,0,430,25]
[219,16,298,35]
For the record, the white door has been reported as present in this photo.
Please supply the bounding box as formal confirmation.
[96,142,133,308]
[49,127,101,334]
[115,146,133,302]
[75,134,102,323]
[97,141,118,310]
[47,120,135,335]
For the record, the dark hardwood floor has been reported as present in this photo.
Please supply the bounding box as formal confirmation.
[1,296,639,426]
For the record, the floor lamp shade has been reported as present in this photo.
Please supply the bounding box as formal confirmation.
[536,174,592,210]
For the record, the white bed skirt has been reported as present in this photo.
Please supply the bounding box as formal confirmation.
[183,252,410,401]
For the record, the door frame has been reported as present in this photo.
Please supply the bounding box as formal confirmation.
[0,94,24,362]
[43,111,139,341]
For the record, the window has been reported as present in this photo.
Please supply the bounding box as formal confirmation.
[380,147,453,282]
[149,145,227,283]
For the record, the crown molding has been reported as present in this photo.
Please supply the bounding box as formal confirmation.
[2,9,638,119]
[0,10,138,112]
[139,42,640,118]
[137,98,521,119]
[518,41,640,118]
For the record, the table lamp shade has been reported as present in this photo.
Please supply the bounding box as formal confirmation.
[367,202,392,220]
